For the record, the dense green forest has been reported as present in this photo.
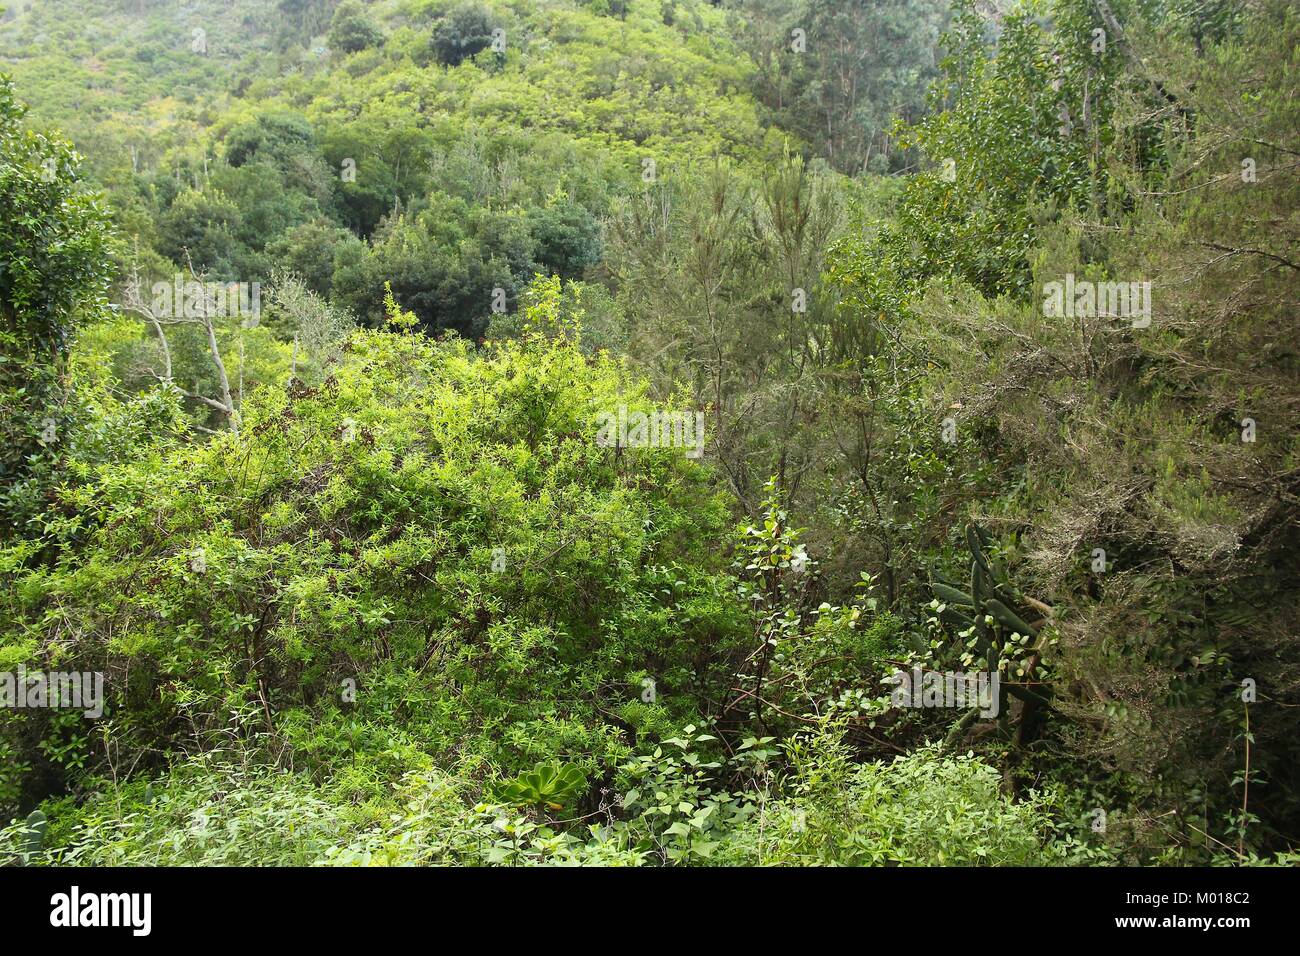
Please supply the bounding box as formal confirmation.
[0,0,1296,866]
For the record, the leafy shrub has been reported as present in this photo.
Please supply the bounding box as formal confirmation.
[24,756,355,867]
[0,299,745,811]
[719,735,1065,866]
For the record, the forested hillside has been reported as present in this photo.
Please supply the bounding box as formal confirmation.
[0,0,1296,867]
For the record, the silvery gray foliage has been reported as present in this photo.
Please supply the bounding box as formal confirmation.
[269,270,355,363]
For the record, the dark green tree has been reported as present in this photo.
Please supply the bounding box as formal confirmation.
[527,201,602,279]
[327,0,384,54]
[432,2,497,67]
[0,75,114,537]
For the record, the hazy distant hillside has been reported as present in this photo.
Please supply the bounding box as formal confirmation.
[0,1,286,171]
[0,1,773,185]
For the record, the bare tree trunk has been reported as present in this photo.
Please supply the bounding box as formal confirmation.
[122,253,240,433]
[200,307,238,433]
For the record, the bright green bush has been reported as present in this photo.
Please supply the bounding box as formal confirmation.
[44,757,356,867]
[0,307,747,812]
[6,729,1064,867]
[719,736,1066,866]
